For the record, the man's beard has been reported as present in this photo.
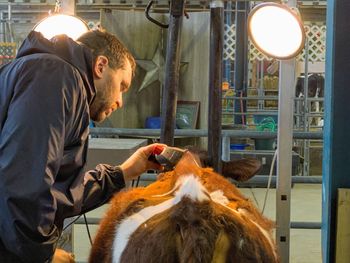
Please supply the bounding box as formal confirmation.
[90,77,113,122]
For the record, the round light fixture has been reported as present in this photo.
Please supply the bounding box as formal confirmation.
[33,14,89,40]
[247,3,305,60]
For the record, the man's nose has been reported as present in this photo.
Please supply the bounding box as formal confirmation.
[116,94,123,108]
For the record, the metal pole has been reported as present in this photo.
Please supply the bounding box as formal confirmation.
[234,0,248,125]
[223,1,232,85]
[0,11,4,43]
[276,59,296,263]
[75,218,322,230]
[89,127,323,140]
[160,0,185,146]
[140,173,322,184]
[7,2,14,43]
[208,0,224,173]
[221,135,230,162]
[275,4,298,261]
[303,39,310,176]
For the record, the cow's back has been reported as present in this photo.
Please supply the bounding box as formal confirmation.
[89,153,279,263]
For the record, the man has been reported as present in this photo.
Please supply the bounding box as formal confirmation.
[0,30,163,262]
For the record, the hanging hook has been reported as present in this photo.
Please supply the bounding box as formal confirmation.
[145,1,169,29]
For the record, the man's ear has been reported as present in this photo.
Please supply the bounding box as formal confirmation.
[93,55,109,79]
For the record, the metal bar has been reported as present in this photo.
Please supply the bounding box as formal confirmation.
[239,175,322,185]
[0,11,4,42]
[222,112,324,117]
[139,173,323,184]
[208,0,224,172]
[233,0,248,124]
[7,2,14,43]
[90,127,323,139]
[223,1,232,85]
[221,135,230,161]
[276,59,296,263]
[290,221,321,229]
[160,0,185,146]
[276,0,297,257]
[303,39,310,177]
[258,61,264,109]
[74,217,322,229]
[223,96,324,101]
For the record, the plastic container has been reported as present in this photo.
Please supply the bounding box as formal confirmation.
[145,117,161,129]
[230,143,249,150]
[254,139,275,150]
[254,117,277,150]
[253,114,278,125]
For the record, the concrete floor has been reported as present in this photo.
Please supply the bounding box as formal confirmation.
[71,183,322,263]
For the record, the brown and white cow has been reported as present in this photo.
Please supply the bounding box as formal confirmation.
[89,151,279,263]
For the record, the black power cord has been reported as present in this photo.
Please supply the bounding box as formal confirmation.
[62,213,92,246]
[84,214,93,246]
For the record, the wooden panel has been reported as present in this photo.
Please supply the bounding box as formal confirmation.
[335,188,350,263]
[99,10,210,145]
[100,10,163,128]
[179,12,210,148]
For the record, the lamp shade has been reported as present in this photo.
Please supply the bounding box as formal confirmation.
[33,14,89,40]
[247,3,305,60]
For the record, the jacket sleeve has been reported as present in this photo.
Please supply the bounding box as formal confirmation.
[80,164,126,213]
[0,60,80,262]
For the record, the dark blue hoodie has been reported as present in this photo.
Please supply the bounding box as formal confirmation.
[0,31,125,262]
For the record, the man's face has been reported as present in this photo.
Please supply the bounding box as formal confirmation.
[90,59,132,122]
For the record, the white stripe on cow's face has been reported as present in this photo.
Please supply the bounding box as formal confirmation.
[112,174,209,263]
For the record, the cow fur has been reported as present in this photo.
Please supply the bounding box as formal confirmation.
[89,152,279,263]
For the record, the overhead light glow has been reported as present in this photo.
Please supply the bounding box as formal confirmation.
[33,14,89,40]
[247,3,305,59]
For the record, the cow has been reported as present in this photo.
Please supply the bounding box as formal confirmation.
[89,150,279,263]
[295,73,324,127]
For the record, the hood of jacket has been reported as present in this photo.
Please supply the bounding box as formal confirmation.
[16,31,96,104]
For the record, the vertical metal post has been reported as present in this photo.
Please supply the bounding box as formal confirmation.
[0,11,4,43]
[275,2,297,262]
[234,1,249,125]
[208,0,224,173]
[6,2,14,43]
[276,59,295,263]
[160,0,185,146]
[303,39,310,176]
[222,135,230,162]
[223,1,232,85]
[322,0,350,262]
[258,61,264,110]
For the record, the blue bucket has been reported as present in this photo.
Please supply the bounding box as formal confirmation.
[230,143,249,150]
[145,117,161,129]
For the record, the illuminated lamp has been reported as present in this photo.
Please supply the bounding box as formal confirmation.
[33,14,89,40]
[247,2,305,60]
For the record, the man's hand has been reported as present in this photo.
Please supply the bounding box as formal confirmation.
[53,249,75,263]
[120,143,166,182]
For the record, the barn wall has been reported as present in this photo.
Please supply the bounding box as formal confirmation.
[100,10,164,128]
[99,10,210,143]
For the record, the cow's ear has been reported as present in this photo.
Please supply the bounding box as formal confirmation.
[222,158,262,182]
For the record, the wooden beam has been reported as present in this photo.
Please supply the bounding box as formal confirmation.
[335,188,350,263]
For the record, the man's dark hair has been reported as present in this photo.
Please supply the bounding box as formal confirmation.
[77,30,136,75]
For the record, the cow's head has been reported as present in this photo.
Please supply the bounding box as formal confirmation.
[89,151,279,263]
